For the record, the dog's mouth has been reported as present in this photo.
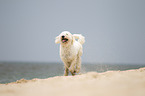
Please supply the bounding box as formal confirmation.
[62,38,68,43]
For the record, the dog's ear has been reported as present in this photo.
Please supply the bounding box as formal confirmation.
[71,35,75,45]
[55,36,60,44]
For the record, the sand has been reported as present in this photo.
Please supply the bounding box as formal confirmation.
[0,67,145,96]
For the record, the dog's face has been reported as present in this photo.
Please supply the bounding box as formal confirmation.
[55,31,74,45]
[60,31,72,44]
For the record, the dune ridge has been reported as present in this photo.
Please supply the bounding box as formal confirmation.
[0,67,145,96]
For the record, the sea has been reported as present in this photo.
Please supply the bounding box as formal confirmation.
[0,62,145,84]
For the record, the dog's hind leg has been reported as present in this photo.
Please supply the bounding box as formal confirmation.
[76,55,81,73]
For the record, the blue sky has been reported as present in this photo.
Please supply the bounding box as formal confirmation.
[0,0,145,64]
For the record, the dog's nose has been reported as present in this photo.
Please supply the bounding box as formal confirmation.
[62,35,65,38]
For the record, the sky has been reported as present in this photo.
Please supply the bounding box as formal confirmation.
[0,0,145,64]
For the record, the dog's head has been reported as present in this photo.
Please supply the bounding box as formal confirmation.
[55,31,75,46]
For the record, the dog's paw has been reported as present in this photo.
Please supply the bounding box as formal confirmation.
[69,67,74,73]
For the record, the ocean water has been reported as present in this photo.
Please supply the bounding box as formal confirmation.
[0,62,144,84]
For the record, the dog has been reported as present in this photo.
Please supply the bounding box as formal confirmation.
[55,31,85,76]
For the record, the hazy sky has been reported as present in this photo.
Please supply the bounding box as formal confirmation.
[0,0,145,64]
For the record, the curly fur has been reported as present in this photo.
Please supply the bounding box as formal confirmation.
[55,31,85,76]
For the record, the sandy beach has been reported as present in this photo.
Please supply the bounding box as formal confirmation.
[0,67,145,96]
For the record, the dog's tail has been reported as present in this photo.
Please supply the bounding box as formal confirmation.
[73,34,85,45]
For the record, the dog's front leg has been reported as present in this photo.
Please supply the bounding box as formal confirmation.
[64,66,69,76]
[69,58,77,76]
[63,61,69,76]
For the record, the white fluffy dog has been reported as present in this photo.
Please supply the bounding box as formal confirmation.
[55,31,85,76]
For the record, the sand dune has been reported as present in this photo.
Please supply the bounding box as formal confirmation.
[0,67,145,96]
